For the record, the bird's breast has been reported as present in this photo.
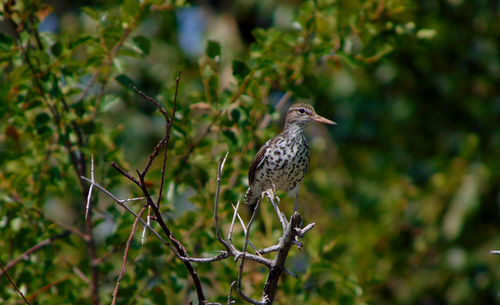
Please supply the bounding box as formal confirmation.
[255,135,310,192]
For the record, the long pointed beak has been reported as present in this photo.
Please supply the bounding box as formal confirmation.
[313,114,337,125]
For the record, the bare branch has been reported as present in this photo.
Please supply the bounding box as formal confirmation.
[80,176,173,250]
[129,83,170,121]
[260,212,303,304]
[227,281,236,305]
[256,245,281,256]
[111,205,148,305]
[0,260,31,305]
[228,201,241,242]
[296,222,315,237]
[237,201,266,305]
[214,152,231,251]
[85,155,94,220]
[141,207,151,244]
[267,192,287,231]
[0,231,71,277]
[25,274,71,303]
[110,162,141,186]
[157,70,182,209]
[134,172,207,303]
[229,203,260,255]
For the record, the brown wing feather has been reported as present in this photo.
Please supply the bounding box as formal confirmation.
[248,144,268,185]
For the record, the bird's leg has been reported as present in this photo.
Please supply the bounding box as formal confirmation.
[271,183,280,204]
[266,189,287,231]
[293,193,303,247]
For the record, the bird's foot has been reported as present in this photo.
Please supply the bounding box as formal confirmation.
[264,187,280,204]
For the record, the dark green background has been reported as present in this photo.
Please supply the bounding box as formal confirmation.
[1,0,499,304]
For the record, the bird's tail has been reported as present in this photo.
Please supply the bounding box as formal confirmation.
[244,188,259,206]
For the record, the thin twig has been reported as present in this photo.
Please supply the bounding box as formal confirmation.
[25,274,71,303]
[0,260,31,305]
[129,72,181,178]
[296,222,315,237]
[0,231,71,277]
[92,248,119,265]
[214,152,231,250]
[111,205,148,305]
[268,191,287,231]
[237,201,266,305]
[140,134,169,178]
[110,162,141,186]
[228,201,241,242]
[89,166,207,303]
[80,177,173,250]
[157,70,182,209]
[141,207,151,244]
[229,203,260,255]
[129,83,169,121]
[85,155,94,219]
[84,190,99,305]
[227,281,236,305]
[62,258,89,284]
[135,172,207,303]
[256,245,281,256]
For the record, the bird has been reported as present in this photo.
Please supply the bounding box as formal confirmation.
[244,103,336,213]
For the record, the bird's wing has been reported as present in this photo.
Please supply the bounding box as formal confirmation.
[248,142,269,185]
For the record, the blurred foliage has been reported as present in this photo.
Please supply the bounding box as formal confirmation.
[1,0,500,304]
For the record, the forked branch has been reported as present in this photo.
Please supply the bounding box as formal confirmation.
[81,73,315,304]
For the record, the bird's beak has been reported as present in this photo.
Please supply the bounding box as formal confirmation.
[313,114,337,125]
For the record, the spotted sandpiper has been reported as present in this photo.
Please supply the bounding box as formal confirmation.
[244,103,336,213]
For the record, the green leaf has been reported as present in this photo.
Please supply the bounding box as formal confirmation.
[206,40,221,59]
[69,35,92,48]
[25,99,43,110]
[133,35,151,55]
[82,6,99,20]
[222,129,237,146]
[335,52,359,69]
[115,74,133,88]
[151,287,167,304]
[230,107,242,122]
[0,33,14,50]
[35,113,51,127]
[232,60,250,82]
[36,124,52,135]
[51,41,63,57]
[123,0,141,16]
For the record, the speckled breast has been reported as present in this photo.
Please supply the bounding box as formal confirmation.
[257,134,310,193]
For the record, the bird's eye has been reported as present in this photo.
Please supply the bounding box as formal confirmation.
[298,108,305,114]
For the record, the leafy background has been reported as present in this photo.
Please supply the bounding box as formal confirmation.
[1,0,499,304]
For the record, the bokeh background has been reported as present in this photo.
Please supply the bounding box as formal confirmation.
[1,0,500,304]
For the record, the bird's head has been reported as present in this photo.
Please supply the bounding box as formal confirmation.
[284,103,336,129]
